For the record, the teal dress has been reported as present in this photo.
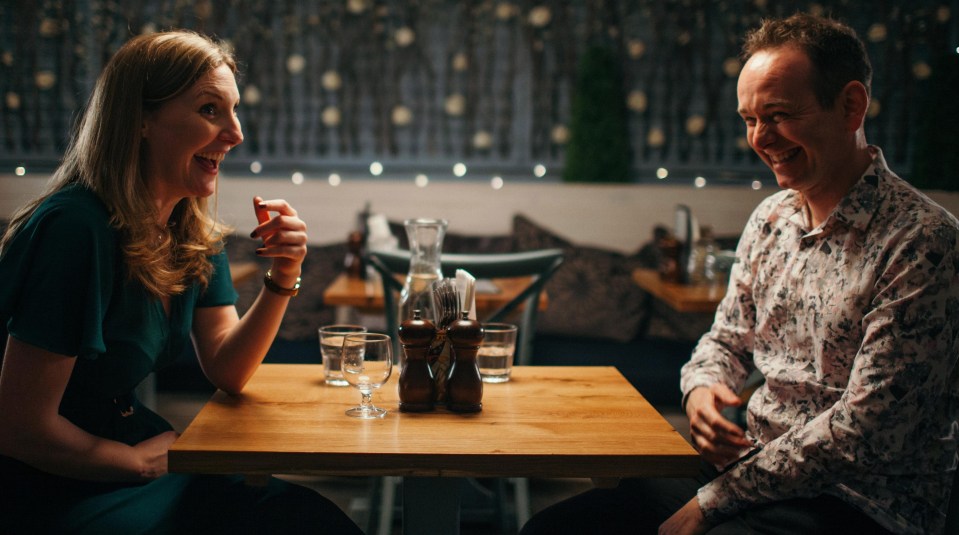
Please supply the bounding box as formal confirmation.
[0,184,237,446]
[0,185,360,534]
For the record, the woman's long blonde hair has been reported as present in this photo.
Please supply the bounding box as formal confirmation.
[1,30,236,297]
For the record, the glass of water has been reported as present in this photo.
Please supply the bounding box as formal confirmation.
[478,323,517,383]
[318,324,367,386]
[342,332,393,419]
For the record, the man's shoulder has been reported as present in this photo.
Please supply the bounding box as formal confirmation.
[869,174,959,267]
[879,173,959,233]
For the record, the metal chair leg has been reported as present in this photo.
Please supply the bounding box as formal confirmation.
[376,476,400,535]
[512,477,531,529]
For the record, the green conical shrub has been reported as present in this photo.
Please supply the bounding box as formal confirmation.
[562,45,631,183]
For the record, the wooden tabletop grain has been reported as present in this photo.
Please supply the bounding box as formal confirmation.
[169,364,698,479]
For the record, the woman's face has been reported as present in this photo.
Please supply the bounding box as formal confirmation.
[141,64,243,203]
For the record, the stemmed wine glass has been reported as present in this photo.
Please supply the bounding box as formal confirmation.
[342,333,393,419]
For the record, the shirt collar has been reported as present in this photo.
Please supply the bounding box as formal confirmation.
[831,146,886,234]
[771,146,887,236]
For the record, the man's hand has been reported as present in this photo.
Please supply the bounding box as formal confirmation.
[659,496,709,535]
[686,384,752,467]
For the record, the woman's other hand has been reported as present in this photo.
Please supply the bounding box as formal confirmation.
[133,430,179,480]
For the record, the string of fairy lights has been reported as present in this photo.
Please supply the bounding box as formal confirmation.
[3,1,956,190]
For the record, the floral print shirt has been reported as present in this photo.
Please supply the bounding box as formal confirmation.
[681,148,959,534]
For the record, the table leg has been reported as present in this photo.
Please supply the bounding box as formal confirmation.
[636,290,655,338]
[334,305,353,324]
[403,477,462,535]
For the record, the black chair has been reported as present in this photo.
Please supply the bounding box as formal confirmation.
[366,248,565,366]
[363,248,564,534]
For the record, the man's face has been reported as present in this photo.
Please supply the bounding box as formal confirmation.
[737,46,855,197]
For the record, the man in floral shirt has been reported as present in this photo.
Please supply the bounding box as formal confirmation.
[522,13,958,535]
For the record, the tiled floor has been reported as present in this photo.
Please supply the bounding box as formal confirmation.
[156,391,691,534]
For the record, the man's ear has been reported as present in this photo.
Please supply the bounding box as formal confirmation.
[840,80,869,132]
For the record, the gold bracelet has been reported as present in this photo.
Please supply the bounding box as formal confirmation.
[263,269,301,297]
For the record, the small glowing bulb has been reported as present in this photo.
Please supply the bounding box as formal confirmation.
[291,172,305,185]
[656,167,668,179]
[453,162,467,177]
[249,161,262,174]
[15,166,26,176]
[751,180,762,190]
[533,164,546,178]
[694,176,707,188]
[415,174,429,187]
[491,176,504,190]
[328,173,342,186]
[370,161,383,176]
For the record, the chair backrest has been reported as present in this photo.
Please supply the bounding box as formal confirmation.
[366,248,564,365]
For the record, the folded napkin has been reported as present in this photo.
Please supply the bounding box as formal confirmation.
[455,269,477,319]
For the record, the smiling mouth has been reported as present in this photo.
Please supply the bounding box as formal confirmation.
[768,147,801,164]
[194,151,226,172]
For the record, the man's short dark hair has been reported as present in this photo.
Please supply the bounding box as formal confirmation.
[742,13,872,109]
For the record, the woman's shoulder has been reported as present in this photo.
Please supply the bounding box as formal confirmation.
[29,185,114,240]
[37,184,110,219]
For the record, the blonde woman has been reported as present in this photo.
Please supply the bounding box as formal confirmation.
[0,31,360,533]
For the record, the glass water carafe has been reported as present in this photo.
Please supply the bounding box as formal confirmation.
[399,218,448,326]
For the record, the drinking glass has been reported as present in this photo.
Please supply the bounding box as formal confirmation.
[342,333,393,419]
[319,325,367,386]
[478,323,518,383]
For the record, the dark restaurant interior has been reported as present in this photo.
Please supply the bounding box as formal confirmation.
[2,1,958,533]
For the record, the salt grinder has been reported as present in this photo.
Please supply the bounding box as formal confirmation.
[398,309,436,412]
[445,311,484,413]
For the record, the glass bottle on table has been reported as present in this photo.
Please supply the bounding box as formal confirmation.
[658,234,682,283]
[399,218,447,326]
[686,225,716,285]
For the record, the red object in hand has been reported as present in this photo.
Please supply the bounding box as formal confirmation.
[254,197,270,224]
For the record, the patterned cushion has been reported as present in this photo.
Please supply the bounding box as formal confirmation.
[511,214,572,251]
[511,215,647,342]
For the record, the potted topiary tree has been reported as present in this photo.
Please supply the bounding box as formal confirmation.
[562,45,631,183]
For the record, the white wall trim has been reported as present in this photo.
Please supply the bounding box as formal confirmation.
[4,174,958,254]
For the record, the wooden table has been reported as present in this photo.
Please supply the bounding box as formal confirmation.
[169,364,698,534]
[323,272,547,321]
[632,268,726,313]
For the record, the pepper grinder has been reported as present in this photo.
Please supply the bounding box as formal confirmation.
[445,311,484,413]
[398,309,436,412]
